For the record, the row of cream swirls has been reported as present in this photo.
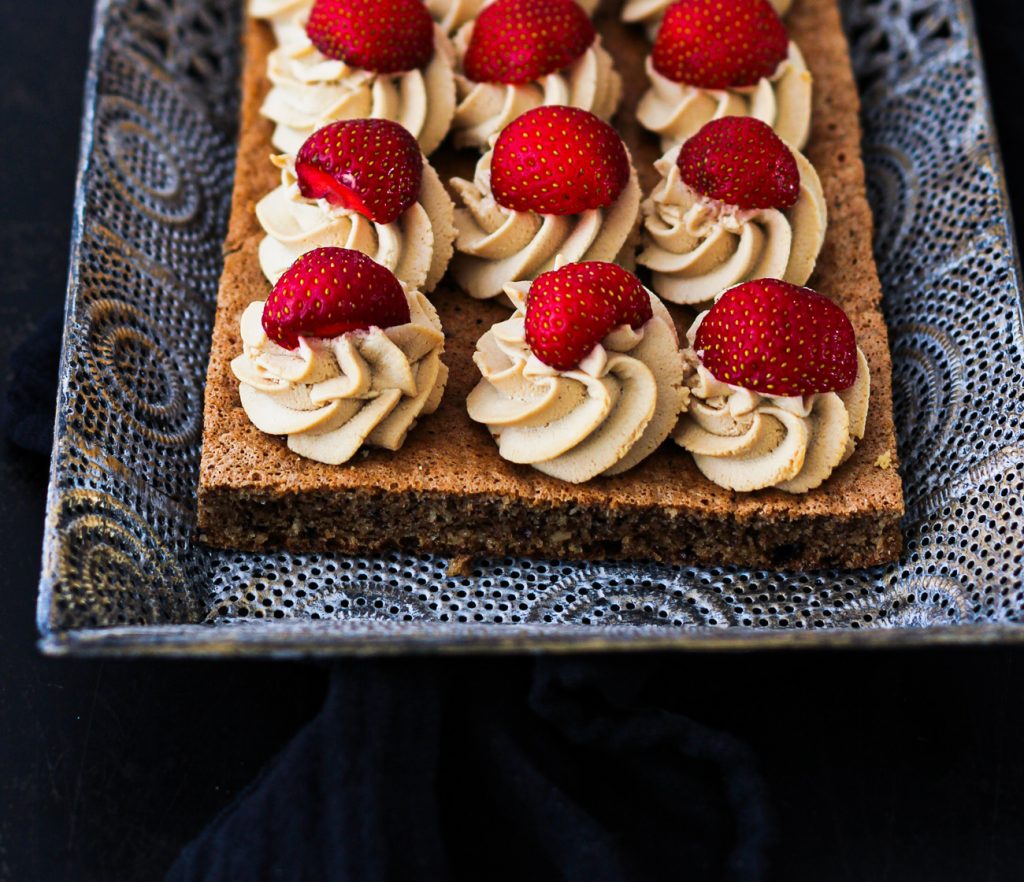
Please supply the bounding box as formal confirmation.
[465,274,871,489]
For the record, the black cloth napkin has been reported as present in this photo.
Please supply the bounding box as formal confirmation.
[164,659,771,882]
[7,310,771,882]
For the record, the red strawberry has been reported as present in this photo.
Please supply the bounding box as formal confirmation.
[525,262,653,370]
[677,117,799,210]
[652,0,788,89]
[263,248,410,349]
[463,0,596,85]
[694,279,858,396]
[491,106,631,215]
[295,120,423,224]
[306,0,434,74]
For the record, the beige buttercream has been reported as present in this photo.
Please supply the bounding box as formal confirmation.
[259,26,456,156]
[467,280,686,483]
[231,290,448,465]
[674,313,870,493]
[249,0,312,46]
[637,42,812,152]
[622,0,792,40]
[637,142,826,305]
[256,155,456,293]
[450,147,642,300]
[451,25,621,150]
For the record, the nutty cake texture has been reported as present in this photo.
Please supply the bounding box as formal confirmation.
[198,0,904,569]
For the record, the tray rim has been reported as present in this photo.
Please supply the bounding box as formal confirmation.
[36,0,1024,656]
[37,620,1024,657]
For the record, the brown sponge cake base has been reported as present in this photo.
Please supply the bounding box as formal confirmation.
[198,0,904,570]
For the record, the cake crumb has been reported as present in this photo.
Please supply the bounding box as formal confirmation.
[447,555,474,577]
[875,451,892,469]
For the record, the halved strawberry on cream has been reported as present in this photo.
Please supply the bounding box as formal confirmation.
[638,117,826,305]
[450,0,621,150]
[256,119,455,293]
[675,279,871,493]
[638,0,812,151]
[467,260,687,483]
[232,247,448,465]
[450,106,642,301]
[260,0,456,155]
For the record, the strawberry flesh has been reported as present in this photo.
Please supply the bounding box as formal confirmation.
[263,247,411,350]
[652,0,788,89]
[464,0,596,85]
[491,106,630,216]
[694,279,858,396]
[677,117,799,211]
[295,119,423,224]
[525,261,653,371]
[306,0,434,74]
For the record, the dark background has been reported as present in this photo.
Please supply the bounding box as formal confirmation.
[2,1,1023,880]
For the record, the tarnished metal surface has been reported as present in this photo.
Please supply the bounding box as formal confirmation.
[38,0,1024,654]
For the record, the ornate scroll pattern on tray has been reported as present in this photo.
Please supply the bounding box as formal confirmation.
[38,0,1024,648]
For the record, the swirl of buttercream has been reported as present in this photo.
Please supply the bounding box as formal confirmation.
[450,25,621,150]
[256,155,456,293]
[467,281,687,483]
[449,148,642,300]
[249,0,312,46]
[637,42,812,152]
[231,290,448,465]
[259,26,457,156]
[637,142,826,305]
[673,313,870,493]
[622,0,792,39]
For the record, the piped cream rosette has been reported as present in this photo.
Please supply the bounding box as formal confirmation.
[256,154,456,292]
[231,290,447,465]
[450,145,642,301]
[249,0,314,46]
[466,271,687,483]
[249,0,598,44]
[450,25,621,150]
[674,312,870,493]
[637,42,812,151]
[622,0,792,39]
[637,141,826,305]
[260,25,457,155]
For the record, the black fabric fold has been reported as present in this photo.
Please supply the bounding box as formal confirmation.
[168,661,450,882]
[166,659,772,882]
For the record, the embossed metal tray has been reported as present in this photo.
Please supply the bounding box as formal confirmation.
[37,0,1024,655]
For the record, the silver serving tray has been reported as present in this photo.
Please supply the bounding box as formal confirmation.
[37,0,1024,656]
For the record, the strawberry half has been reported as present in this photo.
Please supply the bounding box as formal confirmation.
[652,0,788,89]
[263,247,410,350]
[677,117,799,210]
[306,0,434,74]
[295,119,423,224]
[463,0,596,85]
[491,106,630,215]
[694,279,858,396]
[525,262,653,371]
